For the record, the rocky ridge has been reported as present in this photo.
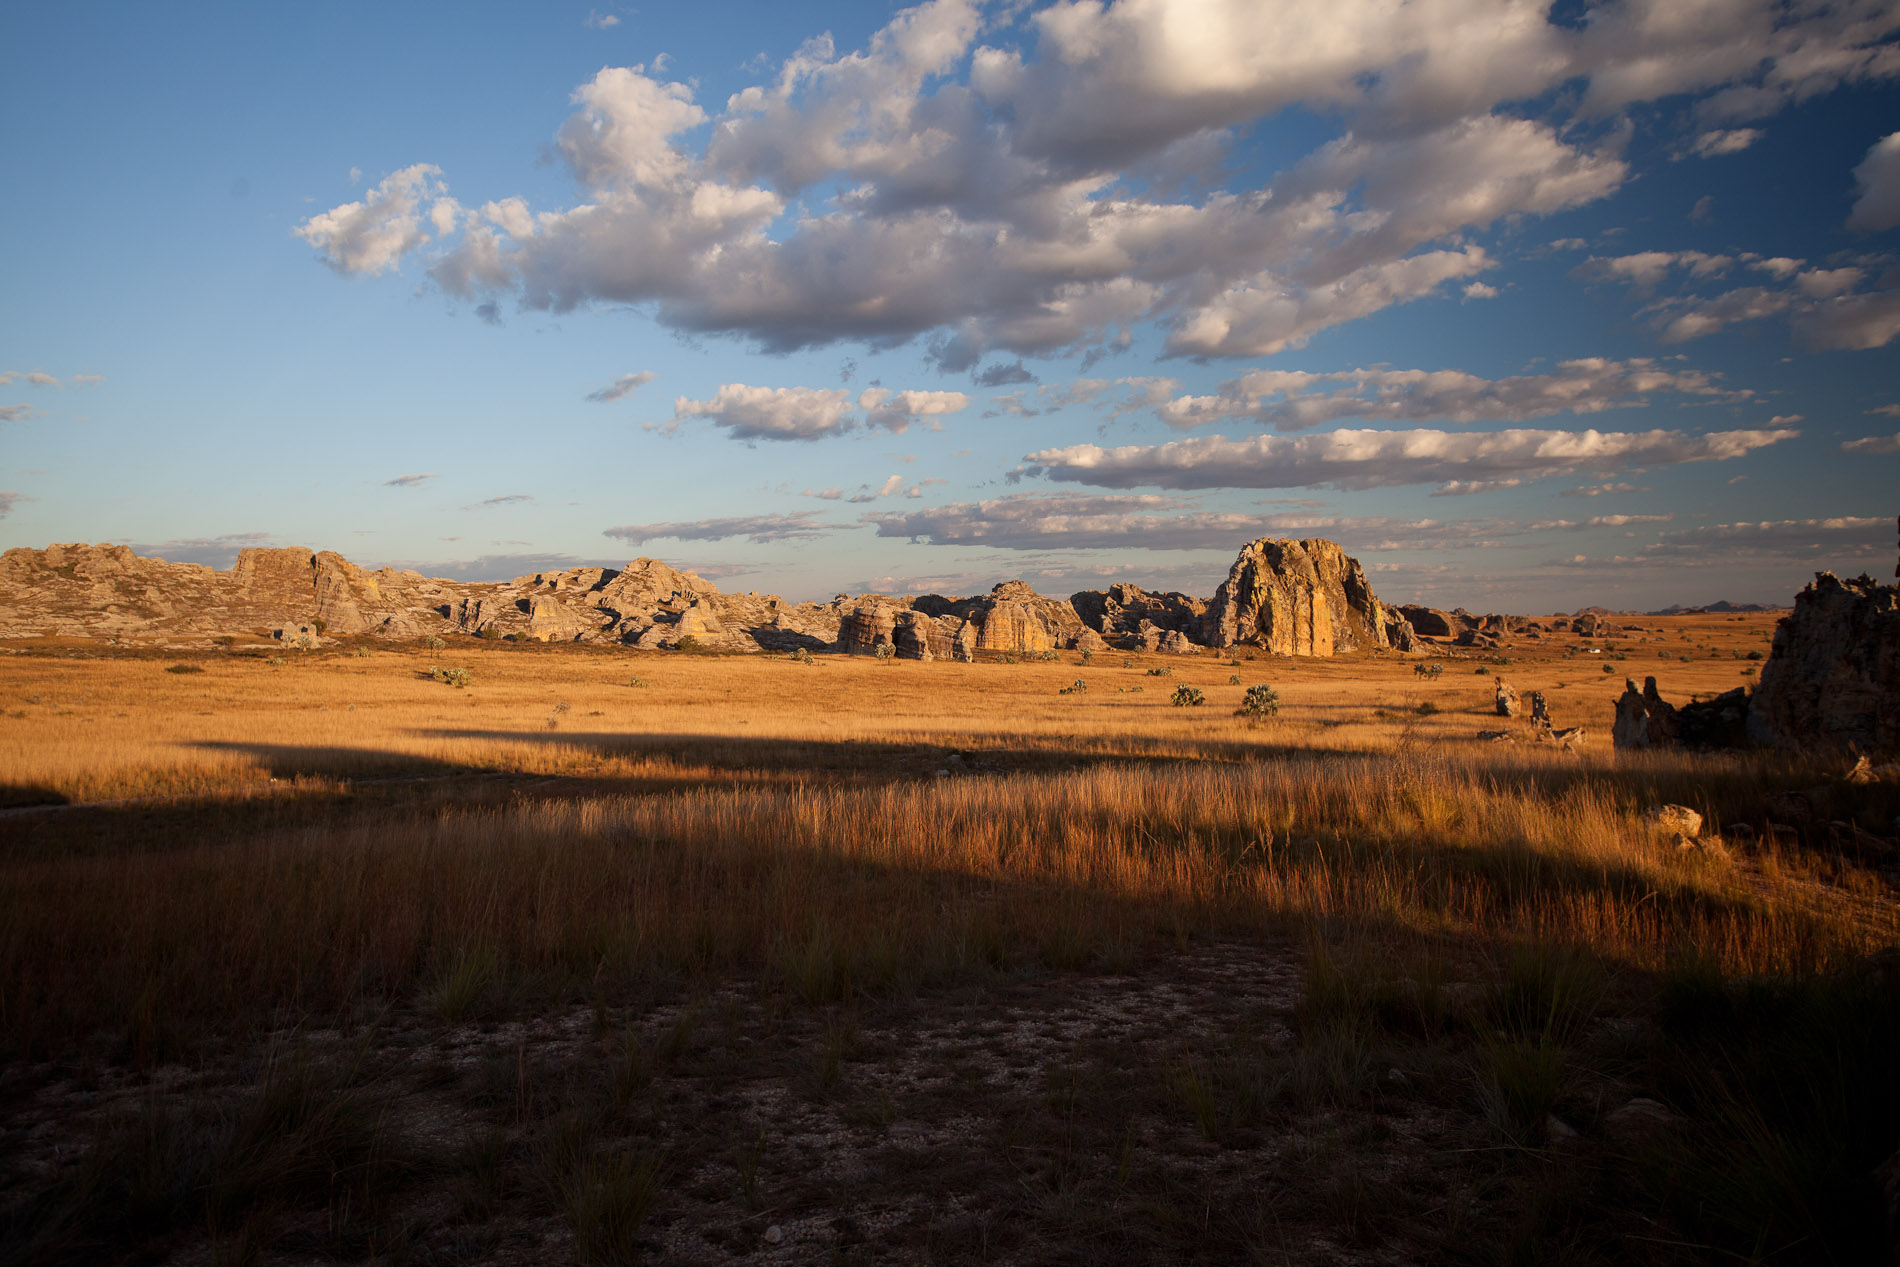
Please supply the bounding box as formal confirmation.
[0,536,1424,661]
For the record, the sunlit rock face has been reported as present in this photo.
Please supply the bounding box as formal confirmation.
[1748,572,1900,752]
[1198,538,1403,657]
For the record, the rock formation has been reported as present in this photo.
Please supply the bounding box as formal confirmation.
[1070,584,1206,645]
[1747,572,1900,753]
[1197,538,1406,656]
[1613,677,1681,750]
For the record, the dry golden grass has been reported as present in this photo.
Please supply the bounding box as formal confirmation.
[2,612,1891,1061]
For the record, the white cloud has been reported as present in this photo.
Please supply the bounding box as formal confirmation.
[0,404,37,422]
[1843,431,1900,453]
[1020,425,1799,492]
[583,9,620,29]
[384,473,438,488]
[603,513,838,544]
[1847,131,1900,232]
[859,387,970,433]
[1582,249,1900,349]
[1561,481,1640,497]
[299,0,1900,367]
[1688,128,1761,158]
[294,164,455,276]
[585,370,657,403]
[673,384,856,441]
[1154,358,1742,432]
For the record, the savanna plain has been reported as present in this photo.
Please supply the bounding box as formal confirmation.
[3,613,1897,1265]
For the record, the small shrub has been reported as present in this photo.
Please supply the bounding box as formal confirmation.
[1413,662,1443,680]
[552,700,571,715]
[1416,701,1439,716]
[163,664,203,675]
[673,635,701,653]
[1080,648,1094,665]
[1475,665,1490,675]
[1170,684,1205,707]
[351,647,372,658]
[1145,666,1174,677]
[1032,649,1060,662]
[212,636,236,648]
[874,642,895,662]
[1603,663,1615,674]
[1058,679,1087,695]
[266,656,286,667]
[789,646,814,664]
[627,676,646,687]
[1000,654,1019,664]
[429,665,472,688]
[476,625,499,640]
[1235,684,1280,720]
[1228,673,1241,685]
[423,635,446,651]
[1121,657,1134,668]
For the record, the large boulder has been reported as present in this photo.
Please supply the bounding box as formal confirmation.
[1747,572,1900,753]
[1199,538,1401,656]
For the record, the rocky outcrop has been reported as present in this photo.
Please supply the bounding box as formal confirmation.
[1747,572,1900,753]
[1071,583,1206,645]
[1613,677,1681,750]
[1198,538,1401,656]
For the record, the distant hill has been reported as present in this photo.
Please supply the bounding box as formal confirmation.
[1647,600,1782,615]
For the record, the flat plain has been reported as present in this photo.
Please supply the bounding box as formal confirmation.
[3,611,1897,1265]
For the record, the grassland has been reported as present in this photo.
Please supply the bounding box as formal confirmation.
[2,612,1897,1264]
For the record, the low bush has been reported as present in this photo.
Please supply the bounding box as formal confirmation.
[163,664,203,675]
[1235,684,1280,720]
[1058,679,1087,695]
[428,666,472,688]
[1170,684,1205,707]
[1146,666,1174,678]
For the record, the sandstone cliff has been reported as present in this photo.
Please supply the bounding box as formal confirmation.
[1196,538,1407,656]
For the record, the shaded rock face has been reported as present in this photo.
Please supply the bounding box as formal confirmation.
[1199,538,1400,656]
[1071,583,1206,645]
[1748,572,1900,753]
[1613,677,1681,750]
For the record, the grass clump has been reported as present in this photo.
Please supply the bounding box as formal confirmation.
[428,665,472,688]
[1058,679,1087,695]
[788,646,814,664]
[162,664,203,675]
[1146,665,1174,677]
[1169,684,1205,707]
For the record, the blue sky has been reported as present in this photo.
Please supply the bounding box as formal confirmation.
[2,0,1897,610]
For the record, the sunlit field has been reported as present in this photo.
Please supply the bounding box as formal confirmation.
[4,613,1897,1265]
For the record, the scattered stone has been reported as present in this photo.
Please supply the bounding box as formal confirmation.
[1495,680,1520,718]
[1647,805,1703,839]
[1550,726,1587,749]
[1476,729,1514,742]
[763,1225,784,1245]
[1546,1115,1579,1141]
[1528,691,1549,724]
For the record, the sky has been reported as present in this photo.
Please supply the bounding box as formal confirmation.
[2,0,1898,612]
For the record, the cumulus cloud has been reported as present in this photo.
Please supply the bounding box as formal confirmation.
[603,512,837,545]
[1843,431,1900,453]
[298,1,1900,367]
[294,165,458,276]
[384,473,438,488]
[673,384,857,441]
[585,370,657,403]
[1153,358,1742,432]
[0,405,35,423]
[672,383,967,441]
[1020,425,1798,493]
[583,9,620,29]
[1581,249,1900,349]
[1847,131,1900,232]
[1687,128,1762,158]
